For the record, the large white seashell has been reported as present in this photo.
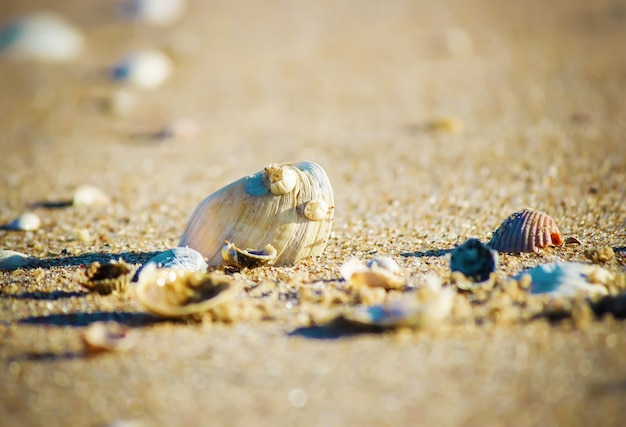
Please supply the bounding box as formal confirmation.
[0,250,32,271]
[134,265,236,317]
[450,238,498,282]
[119,0,187,27]
[488,208,563,253]
[179,161,334,268]
[517,262,611,297]
[111,49,173,89]
[0,13,83,62]
[6,212,41,231]
[340,257,404,290]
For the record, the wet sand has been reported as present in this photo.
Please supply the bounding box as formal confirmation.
[1,0,626,426]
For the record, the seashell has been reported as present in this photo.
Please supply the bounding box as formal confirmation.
[516,262,611,297]
[179,161,334,268]
[341,275,454,329]
[134,247,208,281]
[6,212,41,231]
[340,257,404,290]
[0,13,83,62]
[78,260,134,295]
[450,238,498,282]
[73,185,110,207]
[221,241,277,269]
[134,265,236,317]
[83,321,135,354]
[119,0,187,27]
[111,49,173,90]
[488,208,563,253]
[0,250,32,271]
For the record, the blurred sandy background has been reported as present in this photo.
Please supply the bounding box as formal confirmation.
[1,0,625,426]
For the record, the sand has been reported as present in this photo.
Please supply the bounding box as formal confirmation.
[1,0,626,425]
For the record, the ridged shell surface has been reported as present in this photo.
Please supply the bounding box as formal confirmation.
[179,161,334,267]
[488,208,563,253]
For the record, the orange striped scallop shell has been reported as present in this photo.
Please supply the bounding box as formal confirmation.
[488,208,563,253]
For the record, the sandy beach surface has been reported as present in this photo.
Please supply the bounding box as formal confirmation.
[1,0,625,425]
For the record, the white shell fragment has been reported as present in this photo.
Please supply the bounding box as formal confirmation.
[73,185,110,207]
[450,238,498,282]
[265,163,298,195]
[221,241,277,269]
[516,262,611,297]
[342,277,454,329]
[0,250,32,271]
[134,265,236,317]
[340,257,404,290]
[111,49,173,89]
[119,0,187,27]
[6,212,41,231]
[0,13,83,62]
[142,247,208,273]
[83,321,135,354]
[179,161,334,267]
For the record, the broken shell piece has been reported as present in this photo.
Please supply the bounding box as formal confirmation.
[6,212,41,231]
[179,161,334,267]
[303,199,331,221]
[341,283,454,329]
[134,265,236,317]
[221,241,277,269]
[264,163,298,195]
[340,257,405,290]
[135,247,208,281]
[488,208,563,253]
[78,260,134,295]
[0,13,83,62]
[0,250,32,271]
[516,262,611,297]
[111,49,173,89]
[83,321,135,354]
[73,186,110,207]
[450,238,498,282]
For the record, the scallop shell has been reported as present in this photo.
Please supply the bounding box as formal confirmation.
[488,208,563,253]
[340,257,404,290]
[6,212,41,231]
[111,49,173,89]
[78,260,134,295]
[450,238,498,282]
[516,262,610,297]
[341,277,454,329]
[83,321,135,354]
[0,250,32,271]
[0,13,83,62]
[179,161,334,268]
[134,265,236,317]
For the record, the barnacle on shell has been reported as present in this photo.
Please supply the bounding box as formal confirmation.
[488,208,563,253]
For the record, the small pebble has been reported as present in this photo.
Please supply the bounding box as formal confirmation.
[0,12,83,62]
[111,49,173,90]
[6,212,41,231]
[77,228,92,243]
[73,186,110,207]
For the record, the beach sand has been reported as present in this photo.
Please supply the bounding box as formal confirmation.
[1,0,625,425]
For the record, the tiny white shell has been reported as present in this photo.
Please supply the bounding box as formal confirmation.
[340,257,404,290]
[0,13,83,62]
[6,212,41,231]
[517,262,611,297]
[73,186,110,207]
[119,0,187,27]
[0,250,32,271]
[111,49,173,89]
[265,164,298,195]
[83,321,135,354]
[304,199,330,221]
